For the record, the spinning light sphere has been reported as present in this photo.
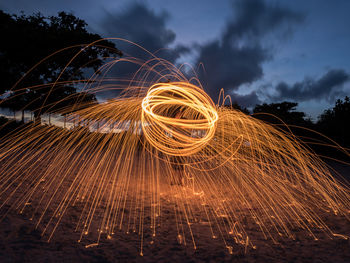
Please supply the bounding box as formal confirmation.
[141,82,218,156]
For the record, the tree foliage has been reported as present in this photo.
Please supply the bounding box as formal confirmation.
[0,10,122,119]
[253,101,311,127]
[317,96,350,147]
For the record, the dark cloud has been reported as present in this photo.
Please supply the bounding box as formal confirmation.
[95,2,191,99]
[100,3,189,62]
[230,91,261,108]
[102,4,174,50]
[196,0,304,104]
[271,69,350,102]
[222,0,304,43]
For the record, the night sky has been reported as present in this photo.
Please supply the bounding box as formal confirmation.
[1,0,350,119]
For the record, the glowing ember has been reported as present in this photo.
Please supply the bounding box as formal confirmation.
[0,39,349,256]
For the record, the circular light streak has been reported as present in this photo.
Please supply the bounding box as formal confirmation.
[141,82,218,156]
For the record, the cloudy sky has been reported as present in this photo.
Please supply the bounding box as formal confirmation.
[1,0,350,119]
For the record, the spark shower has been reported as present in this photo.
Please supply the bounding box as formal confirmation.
[0,39,349,255]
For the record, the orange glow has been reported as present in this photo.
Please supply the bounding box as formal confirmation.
[141,82,218,156]
[0,39,349,256]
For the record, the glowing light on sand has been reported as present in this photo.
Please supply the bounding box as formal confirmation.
[0,39,349,256]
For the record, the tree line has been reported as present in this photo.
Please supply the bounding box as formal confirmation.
[230,99,350,160]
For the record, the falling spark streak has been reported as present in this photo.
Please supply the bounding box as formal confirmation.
[0,39,350,255]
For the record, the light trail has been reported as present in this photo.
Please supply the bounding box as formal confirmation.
[0,39,349,256]
[141,82,218,156]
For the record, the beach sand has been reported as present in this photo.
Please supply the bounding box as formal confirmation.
[0,162,349,263]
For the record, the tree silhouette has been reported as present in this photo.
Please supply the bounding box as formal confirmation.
[317,96,350,147]
[0,10,122,122]
[253,101,312,127]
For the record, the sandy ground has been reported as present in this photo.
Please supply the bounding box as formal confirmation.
[0,162,350,263]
